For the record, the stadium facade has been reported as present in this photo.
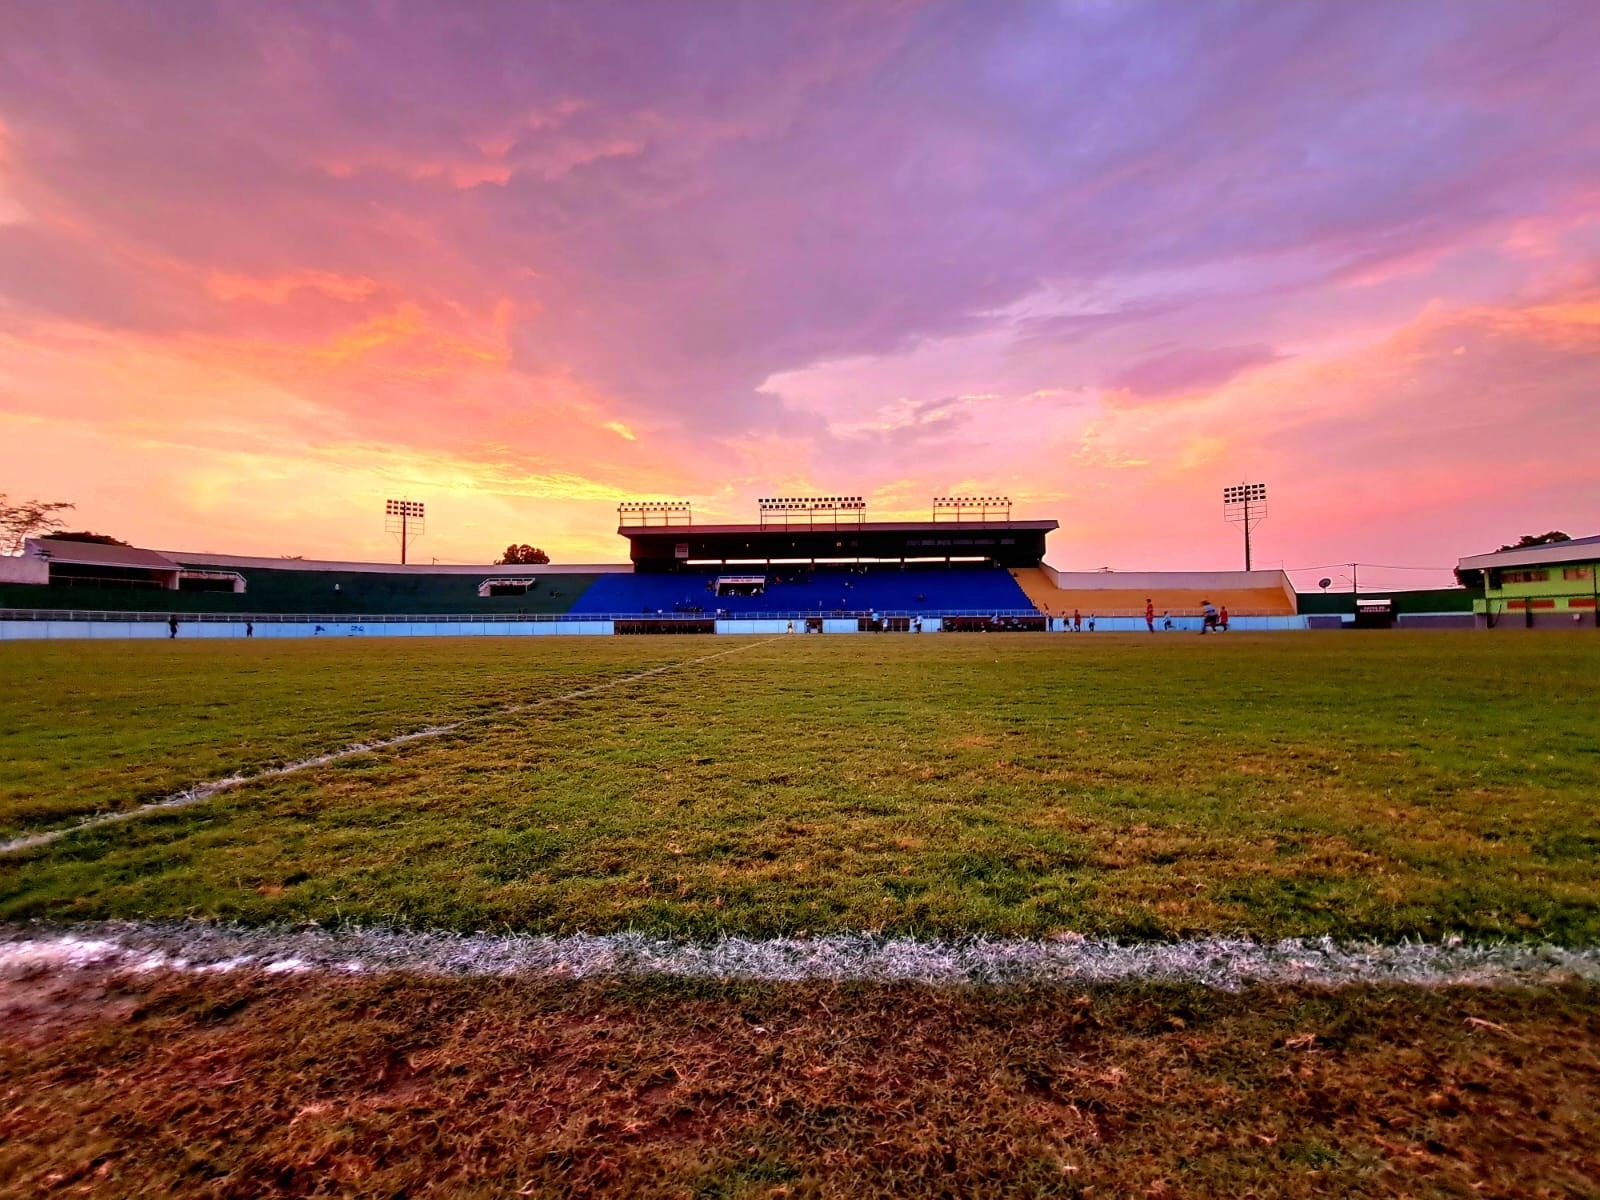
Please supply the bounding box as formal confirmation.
[0,500,1482,638]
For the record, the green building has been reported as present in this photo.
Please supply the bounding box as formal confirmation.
[1456,535,1600,630]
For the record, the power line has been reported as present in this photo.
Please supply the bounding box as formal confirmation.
[1282,561,1453,573]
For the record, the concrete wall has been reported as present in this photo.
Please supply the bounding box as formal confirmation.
[0,614,1379,640]
[714,619,791,635]
[0,551,49,586]
[1395,614,1475,630]
[1474,610,1598,631]
[0,619,617,640]
[1047,615,1309,632]
[1300,613,1475,630]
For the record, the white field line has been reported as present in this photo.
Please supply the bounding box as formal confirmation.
[2,922,1598,991]
[0,638,779,856]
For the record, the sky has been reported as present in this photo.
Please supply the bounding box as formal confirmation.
[1,0,1597,589]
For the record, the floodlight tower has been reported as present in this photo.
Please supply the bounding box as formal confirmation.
[1222,482,1267,571]
[385,499,426,565]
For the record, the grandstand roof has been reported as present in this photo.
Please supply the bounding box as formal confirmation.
[1457,534,1600,572]
[165,551,618,575]
[33,538,180,571]
[618,518,1059,570]
[617,519,1059,536]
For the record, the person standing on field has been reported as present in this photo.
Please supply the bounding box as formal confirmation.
[168,615,178,639]
[1073,609,1082,632]
[1145,598,1155,632]
[1201,600,1219,633]
[1219,605,1230,632]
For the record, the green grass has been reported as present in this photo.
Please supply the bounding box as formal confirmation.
[0,638,687,837]
[4,632,1599,943]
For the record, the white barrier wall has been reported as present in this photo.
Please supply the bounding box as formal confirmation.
[714,619,791,635]
[0,620,617,641]
[1051,615,1309,632]
[1,616,1319,641]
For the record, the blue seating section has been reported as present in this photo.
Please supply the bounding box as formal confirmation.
[568,568,1034,615]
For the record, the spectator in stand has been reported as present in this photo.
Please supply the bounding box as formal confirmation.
[1145,599,1155,632]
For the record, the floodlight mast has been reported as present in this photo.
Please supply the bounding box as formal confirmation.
[1221,482,1267,571]
[756,496,866,529]
[931,495,1012,523]
[384,499,426,565]
[617,501,692,528]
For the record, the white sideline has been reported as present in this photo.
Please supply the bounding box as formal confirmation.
[2,922,1597,991]
[0,638,779,856]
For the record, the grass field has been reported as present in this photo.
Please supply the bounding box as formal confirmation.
[4,633,1600,943]
[5,631,1600,1198]
[4,969,1597,1199]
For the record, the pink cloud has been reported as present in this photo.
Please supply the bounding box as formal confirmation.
[0,1,1596,566]
[1107,345,1288,401]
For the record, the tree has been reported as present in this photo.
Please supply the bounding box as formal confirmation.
[497,544,550,565]
[1460,530,1576,586]
[47,531,129,546]
[0,494,75,555]
[1497,531,1571,552]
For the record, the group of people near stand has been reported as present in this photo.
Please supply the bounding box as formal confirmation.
[1139,598,1229,633]
[1053,600,1230,632]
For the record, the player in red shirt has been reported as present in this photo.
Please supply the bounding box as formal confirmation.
[1145,598,1154,632]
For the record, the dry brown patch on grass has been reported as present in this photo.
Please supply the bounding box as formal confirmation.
[1,967,1597,1198]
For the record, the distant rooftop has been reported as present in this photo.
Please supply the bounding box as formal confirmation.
[32,538,180,571]
[165,550,616,575]
[1457,534,1600,572]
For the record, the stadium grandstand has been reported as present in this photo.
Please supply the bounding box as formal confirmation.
[1010,566,1296,621]
[582,496,1049,619]
[0,496,1481,637]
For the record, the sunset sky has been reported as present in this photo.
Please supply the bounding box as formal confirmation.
[1,1,1596,589]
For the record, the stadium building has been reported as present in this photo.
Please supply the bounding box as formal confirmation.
[1456,535,1600,629]
[0,495,1474,638]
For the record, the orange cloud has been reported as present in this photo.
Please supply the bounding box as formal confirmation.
[206,270,381,305]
